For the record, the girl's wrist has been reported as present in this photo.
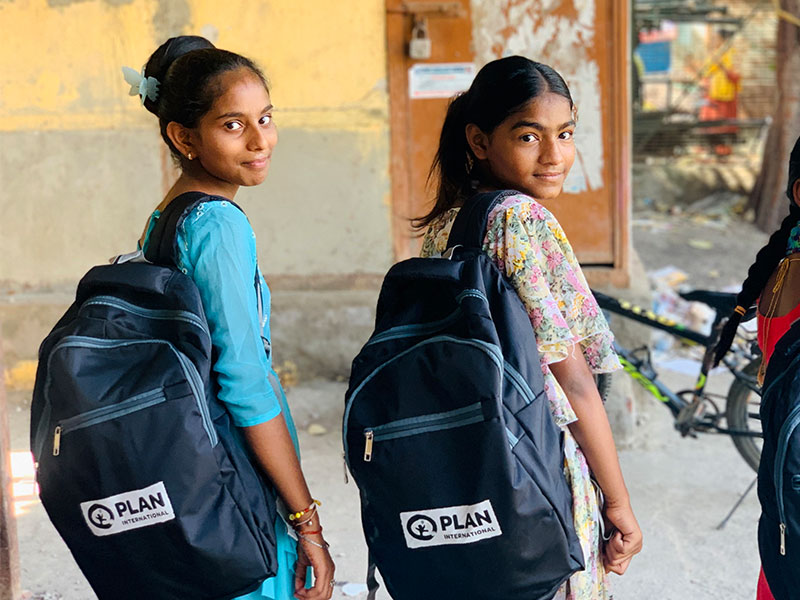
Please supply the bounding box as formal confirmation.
[287,498,321,527]
[294,515,321,530]
[603,493,631,509]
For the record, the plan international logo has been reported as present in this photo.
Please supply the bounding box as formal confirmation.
[399,499,502,549]
[80,481,175,537]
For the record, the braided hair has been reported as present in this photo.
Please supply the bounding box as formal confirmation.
[713,136,800,365]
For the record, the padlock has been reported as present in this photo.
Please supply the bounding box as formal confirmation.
[409,16,432,60]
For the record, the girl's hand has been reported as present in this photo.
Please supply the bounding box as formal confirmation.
[294,531,335,600]
[602,500,642,575]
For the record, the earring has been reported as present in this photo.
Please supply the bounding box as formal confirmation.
[187,152,193,160]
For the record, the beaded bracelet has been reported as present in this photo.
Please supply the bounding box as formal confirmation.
[288,499,321,523]
[293,512,318,528]
[292,505,319,528]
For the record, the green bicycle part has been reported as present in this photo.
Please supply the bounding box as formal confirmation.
[694,372,707,391]
[619,356,671,404]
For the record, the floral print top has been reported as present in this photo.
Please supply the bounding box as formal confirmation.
[421,193,621,428]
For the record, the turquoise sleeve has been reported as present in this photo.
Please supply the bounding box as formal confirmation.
[178,202,281,427]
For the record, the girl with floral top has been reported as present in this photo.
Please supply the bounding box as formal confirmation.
[419,56,642,599]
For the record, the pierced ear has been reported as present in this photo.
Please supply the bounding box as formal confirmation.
[793,179,800,208]
[165,121,195,160]
[465,123,489,160]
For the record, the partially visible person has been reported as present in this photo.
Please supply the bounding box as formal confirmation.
[714,137,800,600]
[699,28,741,156]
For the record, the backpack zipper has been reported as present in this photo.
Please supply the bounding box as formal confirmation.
[80,295,209,336]
[362,402,484,462]
[363,431,374,462]
[343,335,503,471]
[37,336,217,459]
[773,402,800,555]
[52,388,166,456]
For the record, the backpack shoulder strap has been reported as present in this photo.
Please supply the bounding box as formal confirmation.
[142,192,267,338]
[446,189,519,250]
[144,192,243,266]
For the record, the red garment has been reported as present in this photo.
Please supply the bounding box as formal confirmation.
[757,300,800,365]
[699,99,738,134]
[754,301,800,600]
[757,567,774,600]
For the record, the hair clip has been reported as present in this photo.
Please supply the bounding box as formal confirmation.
[121,66,160,105]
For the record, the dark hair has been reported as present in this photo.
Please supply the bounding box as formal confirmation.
[142,36,268,165]
[415,56,573,228]
[713,136,800,365]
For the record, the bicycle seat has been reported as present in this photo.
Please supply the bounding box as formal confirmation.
[679,289,756,320]
[679,290,737,314]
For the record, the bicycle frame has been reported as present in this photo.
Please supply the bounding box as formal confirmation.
[592,290,759,435]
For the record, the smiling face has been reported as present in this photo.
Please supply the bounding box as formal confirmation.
[177,67,277,197]
[467,92,576,200]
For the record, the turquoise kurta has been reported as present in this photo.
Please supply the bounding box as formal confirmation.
[141,194,305,600]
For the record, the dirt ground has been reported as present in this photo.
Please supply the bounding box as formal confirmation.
[6,207,775,599]
[632,210,769,293]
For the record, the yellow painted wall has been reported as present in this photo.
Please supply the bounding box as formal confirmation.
[0,0,388,132]
[0,0,393,285]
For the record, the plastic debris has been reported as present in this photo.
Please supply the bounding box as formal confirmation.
[688,239,714,250]
[307,423,327,436]
[648,266,689,289]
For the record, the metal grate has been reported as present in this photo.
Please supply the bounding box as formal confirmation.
[633,0,776,160]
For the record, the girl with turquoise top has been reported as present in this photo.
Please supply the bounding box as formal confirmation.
[129,36,335,600]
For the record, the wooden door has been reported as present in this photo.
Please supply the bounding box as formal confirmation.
[386,0,474,260]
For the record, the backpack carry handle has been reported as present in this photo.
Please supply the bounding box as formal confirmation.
[446,190,518,250]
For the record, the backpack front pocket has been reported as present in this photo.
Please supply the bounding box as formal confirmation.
[52,387,167,456]
[362,402,485,462]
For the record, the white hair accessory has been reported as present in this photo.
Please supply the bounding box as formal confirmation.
[121,66,160,105]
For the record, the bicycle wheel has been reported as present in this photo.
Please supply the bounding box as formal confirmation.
[595,373,612,402]
[725,358,763,473]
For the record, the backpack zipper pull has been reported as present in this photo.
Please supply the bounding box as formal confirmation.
[364,430,374,462]
[781,523,786,555]
[53,426,62,456]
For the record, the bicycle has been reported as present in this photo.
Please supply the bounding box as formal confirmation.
[591,289,763,472]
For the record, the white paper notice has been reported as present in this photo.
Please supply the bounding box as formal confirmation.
[408,63,476,99]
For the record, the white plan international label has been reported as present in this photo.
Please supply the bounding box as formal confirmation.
[80,481,175,536]
[408,63,476,99]
[400,499,502,549]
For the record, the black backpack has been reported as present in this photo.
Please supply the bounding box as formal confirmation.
[30,193,278,600]
[758,318,800,599]
[343,191,584,600]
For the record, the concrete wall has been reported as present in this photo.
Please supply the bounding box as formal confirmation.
[0,0,393,288]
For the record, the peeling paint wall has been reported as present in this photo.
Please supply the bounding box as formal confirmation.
[0,0,392,286]
[471,0,605,194]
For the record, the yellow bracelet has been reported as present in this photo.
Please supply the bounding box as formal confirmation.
[288,499,321,522]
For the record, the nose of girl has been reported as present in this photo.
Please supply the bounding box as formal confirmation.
[539,137,564,166]
[248,123,268,151]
